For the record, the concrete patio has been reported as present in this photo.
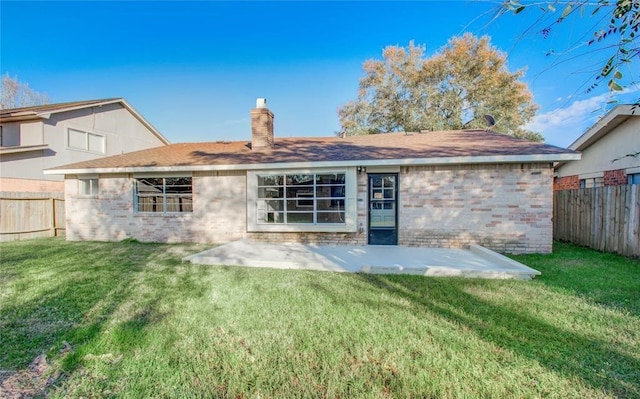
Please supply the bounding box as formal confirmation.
[183,240,541,279]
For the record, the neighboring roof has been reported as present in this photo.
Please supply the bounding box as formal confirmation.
[568,104,637,151]
[46,130,579,174]
[554,104,638,171]
[0,144,49,155]
[0,98,170,145]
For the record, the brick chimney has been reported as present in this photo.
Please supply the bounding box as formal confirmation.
[251,98,274,150]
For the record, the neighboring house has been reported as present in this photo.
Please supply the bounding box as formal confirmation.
[554,104,640,190]
[0,98,170,192]
[46,99,579,254]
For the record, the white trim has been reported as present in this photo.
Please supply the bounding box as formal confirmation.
[0,144,49,155]
[625,166,640,175]
[132,171,193,178]
[578,171,604,179]
[568,104,636,151]
[66,126,106,154]
[45,153,580,175]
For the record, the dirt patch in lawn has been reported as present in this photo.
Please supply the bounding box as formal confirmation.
[0,342,71,398]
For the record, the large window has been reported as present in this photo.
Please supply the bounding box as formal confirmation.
[68,128,105,153]
[135,177,193,213]
[257,173,346,224]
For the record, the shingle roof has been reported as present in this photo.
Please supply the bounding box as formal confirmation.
[0,98,121,119]
[47,130,578,173]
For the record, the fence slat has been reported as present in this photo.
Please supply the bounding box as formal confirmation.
[0,192,65,241]
[554,185,640,257]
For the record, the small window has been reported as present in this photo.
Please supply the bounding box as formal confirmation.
[580,177,604,188]
[629,173,640,185]
[68,128,105,153]
[135,177,193,213]
[79,178,98,197]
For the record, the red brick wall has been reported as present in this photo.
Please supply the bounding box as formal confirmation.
[604,169,627,186]
[0,178,65,193]
[554,175,580,191]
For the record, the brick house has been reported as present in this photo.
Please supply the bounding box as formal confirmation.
[554,104,640,190]
[0,99,169,192]
[47,99,579,254]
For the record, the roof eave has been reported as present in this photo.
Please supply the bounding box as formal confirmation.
[568,105,636,151]
[0,144,49,155]
[44,152,581,175]
[1,98,171,146]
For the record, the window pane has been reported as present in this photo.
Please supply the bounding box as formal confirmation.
[166,195,193,212]
[79,179,90,195]
[135,177,192,213]
[258,199,284,212]
[138,178,163,193]
[138,196,163,212]
[287,197,313,210]
[68,129,86,150]
[287,187,313,199]
[165,177,192,192]
[316,185,345,198]
[258,187,284,199]
[88,133,105,153]
[316,173,345,184]
[258,175,284,186]
[286,212,313,223]
[317,199,344,211]
[317,212,345,223]
[90,179,98,196]
[287,174,314,186]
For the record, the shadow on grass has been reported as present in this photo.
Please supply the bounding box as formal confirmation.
[512,242,640,317]
[0,239,210,374]
[355,274,639,398]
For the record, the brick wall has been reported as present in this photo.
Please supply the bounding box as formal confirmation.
[250,107,274,150]
[553,175,580,191]
[398,164,553,253]
[65,171,248,243]
[65,163,553,253]
[604,169,627,186]
[0,178,65,193]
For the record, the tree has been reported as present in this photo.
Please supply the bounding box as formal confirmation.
[338,34,542,141]
[0,74,49,109]
[501,0,639,104]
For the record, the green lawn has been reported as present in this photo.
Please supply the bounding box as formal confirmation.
[0,239,638,398]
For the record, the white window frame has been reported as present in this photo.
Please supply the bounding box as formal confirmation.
[67,128,106,154]
[134,176,193,214]
[247,167,357,233]
[78,176,99,198]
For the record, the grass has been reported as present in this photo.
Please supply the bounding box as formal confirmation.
[0,239,638,398]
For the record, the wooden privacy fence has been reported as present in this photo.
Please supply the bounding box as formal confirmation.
[0,192,65,242]
[554,185,640,257]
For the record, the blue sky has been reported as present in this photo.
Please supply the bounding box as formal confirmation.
[1,1,638,147]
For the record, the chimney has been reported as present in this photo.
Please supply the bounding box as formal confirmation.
[251,98,274,150]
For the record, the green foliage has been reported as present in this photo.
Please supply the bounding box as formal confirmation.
[338,34,542,141]
[502,0,640,105]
